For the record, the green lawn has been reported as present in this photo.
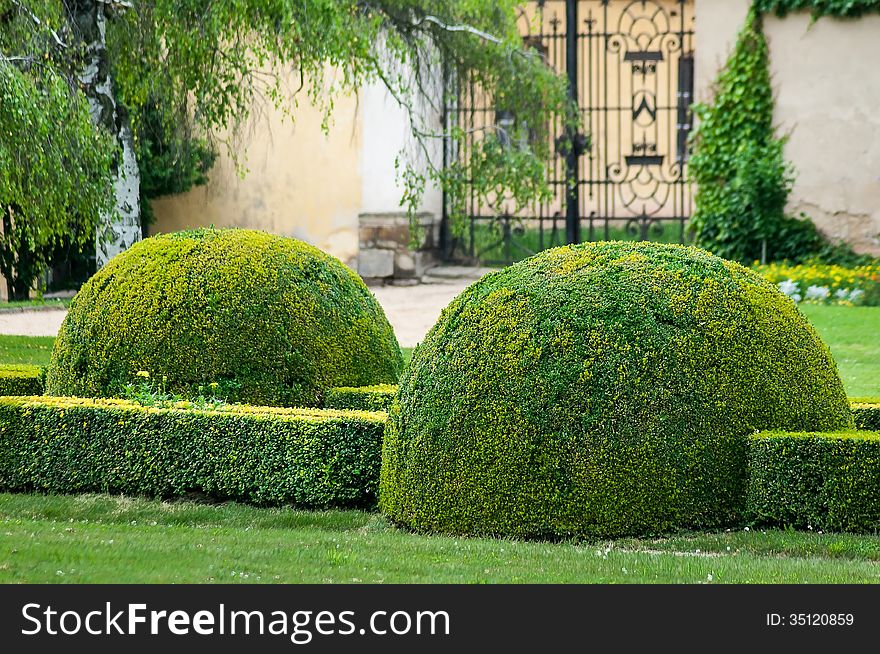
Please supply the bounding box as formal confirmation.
[0,334,55,366]
[800,305,880,398]
[1,493,879,583]
[0,298,71,311]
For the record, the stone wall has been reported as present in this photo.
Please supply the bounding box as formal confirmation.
[357,213,440,283]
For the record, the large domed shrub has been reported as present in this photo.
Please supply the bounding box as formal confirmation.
[380,242,852,539]
[46,229,403,407]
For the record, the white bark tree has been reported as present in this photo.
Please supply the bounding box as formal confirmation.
[3,0,574,286]
[72,0,140,267]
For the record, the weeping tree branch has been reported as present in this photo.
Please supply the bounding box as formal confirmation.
[10,0,67,48]
[416,15,504,45]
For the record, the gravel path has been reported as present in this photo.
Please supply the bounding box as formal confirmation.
[0,273,483,348]
[371,279,474,347]
[0,309,67,338]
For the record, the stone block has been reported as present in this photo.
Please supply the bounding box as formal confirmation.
[395,252,416,277]
[377,224,410,246]
[358,249,394,279]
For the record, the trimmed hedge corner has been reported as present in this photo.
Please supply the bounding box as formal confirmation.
[747,431,880,534]
[381,241,852,540]
[46,228,403,407]
[0,396,386,508]
[0,365,44,396]
[325,384,397,412]
[852,401,880,431]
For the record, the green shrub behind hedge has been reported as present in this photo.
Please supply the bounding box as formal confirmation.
[0,365,44,396]
[325,384,397,412]
[46,228,403,407]
[852,401,880,431]
[0,396,385,508]
[747,430,880,533]
[381,242,851,540]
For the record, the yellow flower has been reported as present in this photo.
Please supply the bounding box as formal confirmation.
[136,370,150,379]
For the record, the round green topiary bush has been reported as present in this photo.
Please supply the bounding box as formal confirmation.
[380,241,852,539]
[46,228,403,407]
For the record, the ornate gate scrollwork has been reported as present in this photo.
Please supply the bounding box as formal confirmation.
[443,0,695,265]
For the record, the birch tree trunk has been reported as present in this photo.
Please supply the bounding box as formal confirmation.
[72,0,141,268]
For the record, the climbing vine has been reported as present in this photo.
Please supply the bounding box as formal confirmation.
[689,9,794,263]
[689,3,876,264]
[754,0,880,18]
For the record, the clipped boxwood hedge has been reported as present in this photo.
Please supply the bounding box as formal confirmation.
[46,228,403,407]
[747,430,880,533]
[325,384,397,412]
[0,396,386,508]
[0,365,44,396]
[381,242,852,539]
[851,399,880,431]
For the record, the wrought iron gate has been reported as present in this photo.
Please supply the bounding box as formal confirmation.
[442,0,696,265]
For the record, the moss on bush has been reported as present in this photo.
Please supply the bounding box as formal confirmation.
[380,242,852,539]
[46,228,403,406]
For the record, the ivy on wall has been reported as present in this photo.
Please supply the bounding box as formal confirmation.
[754,0,880,18]
[689,3,876,265]
[690,9,796,263]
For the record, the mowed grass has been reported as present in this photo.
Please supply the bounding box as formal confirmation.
[2,493,880,584]
[799,305,880,398]
[0,334,55,366]
[0,298,70,311]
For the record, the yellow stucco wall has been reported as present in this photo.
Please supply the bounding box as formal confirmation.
[149,91,363,266]
[696,0,880,255]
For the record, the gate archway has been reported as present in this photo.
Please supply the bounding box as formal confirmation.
[443,0,696,265]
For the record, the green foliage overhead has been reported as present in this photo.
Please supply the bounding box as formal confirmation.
[133,99,216,229]
[0,395,386,508]
[0,60,115,298]
[747,430,880,533]
[3,1,574,293]
[46,228,404,407]
[106,0,575,225]
[380,242,852,539]
[754,0,880,18]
